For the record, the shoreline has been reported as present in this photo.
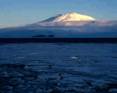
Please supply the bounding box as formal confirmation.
[0,38,117,43]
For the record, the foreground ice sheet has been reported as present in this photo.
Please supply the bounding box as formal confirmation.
[0,43,117,93]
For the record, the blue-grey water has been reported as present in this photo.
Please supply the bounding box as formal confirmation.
[0,43,117,92]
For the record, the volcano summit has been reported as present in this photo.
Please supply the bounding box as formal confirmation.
[34,12,95,26]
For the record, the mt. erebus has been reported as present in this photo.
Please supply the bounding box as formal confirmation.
[0,12,117,38]
[32,12,96,26]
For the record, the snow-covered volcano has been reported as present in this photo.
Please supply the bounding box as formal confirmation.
[33,12,95,26]
[44,12,95,22]
[0,12,117,38]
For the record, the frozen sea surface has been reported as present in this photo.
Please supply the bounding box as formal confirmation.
[0,43,117,93]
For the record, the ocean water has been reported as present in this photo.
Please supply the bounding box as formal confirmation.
[0,43,117,92]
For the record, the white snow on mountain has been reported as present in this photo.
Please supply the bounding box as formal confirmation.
[34,12,95,26]
[52,12,95,22]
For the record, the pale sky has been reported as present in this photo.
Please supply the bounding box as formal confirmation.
[0,0,117,28]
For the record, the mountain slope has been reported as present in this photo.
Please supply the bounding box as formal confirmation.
[33,12,95,26]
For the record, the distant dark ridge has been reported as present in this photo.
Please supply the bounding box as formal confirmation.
[0,38,117,43]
